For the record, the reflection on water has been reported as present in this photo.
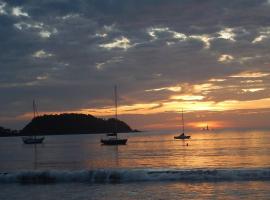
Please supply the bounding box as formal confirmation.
[0,130,270,170]
[0,180,269,200]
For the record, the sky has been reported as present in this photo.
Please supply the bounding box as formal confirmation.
[0,0,270,131]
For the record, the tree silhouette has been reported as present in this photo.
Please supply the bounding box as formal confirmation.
[20,113,133,135]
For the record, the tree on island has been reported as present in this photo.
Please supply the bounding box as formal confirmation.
[20,113,134,135]
[0,126,18,136]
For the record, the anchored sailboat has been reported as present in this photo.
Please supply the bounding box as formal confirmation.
[174,109,191,140]
[100,86,128,145]
[22,100,45,144]
[202,124,210,131]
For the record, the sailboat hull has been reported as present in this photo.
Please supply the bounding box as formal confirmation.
[174,135,191,139]
[22,137,45,144]
[22,100,45,144]
[101,138,127,145]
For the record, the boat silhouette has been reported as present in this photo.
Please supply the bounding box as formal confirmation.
[101,86,127,145]
[174,109,191,140]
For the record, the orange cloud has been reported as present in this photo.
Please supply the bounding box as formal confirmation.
[230,71,269,78]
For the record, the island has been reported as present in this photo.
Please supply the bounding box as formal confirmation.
[0,113,139,137]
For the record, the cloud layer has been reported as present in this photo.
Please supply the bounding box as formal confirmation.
[1,0,270,129]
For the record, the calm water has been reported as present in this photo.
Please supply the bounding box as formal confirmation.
[0,130,270,199]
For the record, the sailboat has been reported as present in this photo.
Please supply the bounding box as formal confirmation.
[100,86,128,145]
[202,124,210,131]
[174,109,191,140]
[22,100,45,144]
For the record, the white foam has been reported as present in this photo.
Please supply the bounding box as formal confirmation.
[0,168,269,184]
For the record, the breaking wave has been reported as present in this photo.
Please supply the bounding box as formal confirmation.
[0,168,270,184]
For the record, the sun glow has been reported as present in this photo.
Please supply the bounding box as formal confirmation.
[170,95,205,101]
[145,86,182,92]
[188,121,226,129]
[242,88,265,93]
[17,97,270,123]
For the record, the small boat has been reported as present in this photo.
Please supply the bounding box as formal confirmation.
[22,136,44,144]
[101,85,128,145]
[174,133,191,139]
[22,100,45,144]
[202,124,210,131]
[101,138,127,145]
[174,108,191,140]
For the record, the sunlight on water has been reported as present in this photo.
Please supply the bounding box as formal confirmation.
[0,130,270,170]
[0,130,270,200]
[115,130,270,169]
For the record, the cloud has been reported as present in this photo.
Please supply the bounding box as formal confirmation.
[14,22,43,30]
[218,54,234,63]
[0,1,7,15]
[95,62,106,70]
[39,30,51,38]
[12,7,29,17]
[193,83,222,94]
[230,71,270,78]
[36,75,48,80]
[78,97,270,116]
[147,27,187,41]
[32,50,53,58]
[94,33,108,38]
[242,88,265,93]
[240,80,263,83]
[209,78,226,82]
[218,28,236,41]
[170,95,205,101]
[39,28,58,38]
[145,86,182,92]
[189,35,212,49]
[252,35,267,43]
[95,56,123,70]
[252,27,270,43]
[14,21,58,38]
[147,27,213,48]
[99,36,133,50]
[61,13,80,20]
[1,0,270,129]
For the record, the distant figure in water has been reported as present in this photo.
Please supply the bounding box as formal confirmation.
[186,143,188,146]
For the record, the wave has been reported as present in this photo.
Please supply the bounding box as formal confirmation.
[0,168,270,184]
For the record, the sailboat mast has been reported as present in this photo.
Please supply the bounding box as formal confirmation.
[33,100,37,139]
[33,100,36,118]
[182,108,185,134]
[114,85,118,138]
[115,85,118,120]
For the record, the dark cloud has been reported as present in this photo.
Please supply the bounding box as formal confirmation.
[1,0,270,128]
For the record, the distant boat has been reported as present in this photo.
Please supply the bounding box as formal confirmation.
[174,109,191,140]
[22,100,45,144]
[202,124,210,131]
[201,124,213,131]
[101,86,128,145]
[22,137,44,144]
[106,133,117,137]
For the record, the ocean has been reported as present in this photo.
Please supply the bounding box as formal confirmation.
[0,130,270,199]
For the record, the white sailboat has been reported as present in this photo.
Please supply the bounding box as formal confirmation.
[22,100,45,144]
[100,86,128,145]
[174,108,191,140]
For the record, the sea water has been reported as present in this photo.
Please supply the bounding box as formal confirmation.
[0,130,270,199]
